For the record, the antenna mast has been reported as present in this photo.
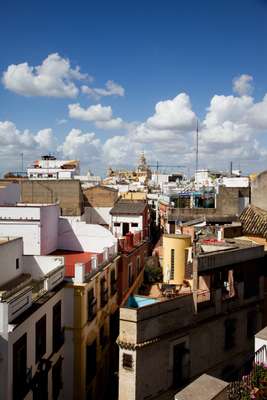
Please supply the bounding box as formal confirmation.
[195,120,199,173]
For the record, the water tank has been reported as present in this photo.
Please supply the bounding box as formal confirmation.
[163,234,192,285]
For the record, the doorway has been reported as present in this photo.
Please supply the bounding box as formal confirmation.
[122,222,129,236]
[172,342,190,389]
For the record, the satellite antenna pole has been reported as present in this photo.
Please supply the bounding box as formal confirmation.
[195,120,199,174]
[20,152,24,173]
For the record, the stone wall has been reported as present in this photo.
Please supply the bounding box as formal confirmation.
[21,180,84,216]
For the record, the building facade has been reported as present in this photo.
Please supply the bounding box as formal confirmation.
[117,237,265,400]
[0,237,65,400]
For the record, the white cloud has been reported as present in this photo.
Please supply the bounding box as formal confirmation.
[68,103,112,121]
[204,95,253,127]
[56,118,68,125]
[147,93,196,131]
[68,103,125,130]
[233,74,254,96]
[58,128,101,161]
[0,121,58,174]
[35,128,56,149]
[81,80,125,99]
[103,135,141,165]
[2,53,88,98]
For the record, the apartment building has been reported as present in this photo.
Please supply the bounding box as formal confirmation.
[117,234,265,400]
[27,155,80,180]
[0,237,65,400]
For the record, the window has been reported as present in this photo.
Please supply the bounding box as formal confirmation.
[131,223,138,227]
[247,311,257,339]
[87,288,97,321]
[170,249,175,280]
[36,315,46,363]
[100,277,108,307]
[52,357,63,400]
[16,258,20,270]
[110,269,117,295]
[13,333,28,400]
[86,341,97,384]
[224,319,236,350]
[114,222,120,227]
[128,264,133,287]
[53,301,63,353]
[122,353,133,370]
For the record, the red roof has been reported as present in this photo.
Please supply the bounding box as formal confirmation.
[51,250,103,277]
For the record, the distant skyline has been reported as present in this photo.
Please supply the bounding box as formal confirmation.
[0,0,267,176]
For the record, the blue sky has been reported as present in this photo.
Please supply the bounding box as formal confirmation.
[0,0,267,176]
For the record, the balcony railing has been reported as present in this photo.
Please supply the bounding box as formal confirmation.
[118,231,144,253]
[227,345,267,399]
[65,245,117,279]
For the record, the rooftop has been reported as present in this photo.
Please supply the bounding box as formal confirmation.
[110,200,147,215]
[240,205,267,239]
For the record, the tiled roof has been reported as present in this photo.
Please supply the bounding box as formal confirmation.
[240,205,267,239]
[110,200,147,215]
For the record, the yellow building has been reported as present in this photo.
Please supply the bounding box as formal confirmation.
[63,253,120,400]
[162,234,191,285]
[120,191,147,201]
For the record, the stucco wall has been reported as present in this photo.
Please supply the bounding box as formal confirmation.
[251,170,267,211]
[0,238,23,286]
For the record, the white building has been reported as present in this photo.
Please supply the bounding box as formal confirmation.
[110,200,149,238]
[0,237,65,400]
[0,204,59,255]
[27,155,80,180]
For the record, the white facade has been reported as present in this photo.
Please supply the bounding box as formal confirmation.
[0,237,65,400]
[27,158,80,180]
[0,183,20,205]
[111,215,143,238]
[220,176,249,188]
[195,169,213,188]
[0,237,23,286]
[0,204,59,255]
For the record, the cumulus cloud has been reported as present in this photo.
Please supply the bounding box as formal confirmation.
[233,74,254,96]
[103,135,141,165]
[81,80,125,99]
[58,128,101,161]
[147,93,196,131]
[2,53,88,98]
[68,103,125,129]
